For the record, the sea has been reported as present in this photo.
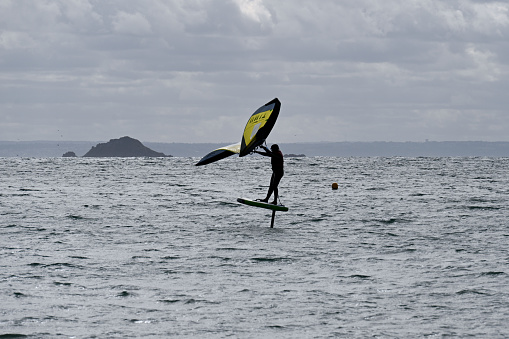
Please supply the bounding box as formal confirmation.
[1,156,508,338]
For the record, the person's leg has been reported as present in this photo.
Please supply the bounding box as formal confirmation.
[261,173,276,202]
[270,172,283,204]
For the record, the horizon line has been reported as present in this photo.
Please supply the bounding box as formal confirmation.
[2,140,509,144]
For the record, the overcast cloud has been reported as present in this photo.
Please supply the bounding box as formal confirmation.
[1,0,508,142]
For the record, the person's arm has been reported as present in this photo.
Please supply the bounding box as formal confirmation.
[254,150,271,157]
[255,145,272,157]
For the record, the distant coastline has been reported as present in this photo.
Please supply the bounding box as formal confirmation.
[1,141,508,157]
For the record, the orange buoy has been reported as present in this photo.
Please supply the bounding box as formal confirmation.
[332,182,338,190]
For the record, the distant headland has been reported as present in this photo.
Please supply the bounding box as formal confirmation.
[285,153,306,157]
[82,136,170,157]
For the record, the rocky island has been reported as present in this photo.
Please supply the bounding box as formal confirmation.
[62,151,77,157]
[83,136,170,157]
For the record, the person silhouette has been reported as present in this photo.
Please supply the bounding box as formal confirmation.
[255,144,284,204]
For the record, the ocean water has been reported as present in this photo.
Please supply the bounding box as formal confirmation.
[1,156,508,338]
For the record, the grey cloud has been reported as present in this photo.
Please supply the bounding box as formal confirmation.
[1,0,508,142]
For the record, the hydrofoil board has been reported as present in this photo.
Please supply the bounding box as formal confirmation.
[237,198,289,212]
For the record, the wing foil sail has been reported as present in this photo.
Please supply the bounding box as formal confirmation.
[239,98,281,157]
[195,142,240,166]
[195,98,280,165]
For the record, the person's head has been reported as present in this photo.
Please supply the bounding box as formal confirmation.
[271,144,279,151]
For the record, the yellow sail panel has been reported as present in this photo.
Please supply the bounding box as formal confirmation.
[242,109,273,147]
[221,142,241,154]
[239,98,281,157]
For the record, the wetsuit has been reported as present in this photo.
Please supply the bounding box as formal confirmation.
[256,145,284,204]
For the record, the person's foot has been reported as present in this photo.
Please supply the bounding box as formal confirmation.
[256,198,269,203]
[271,200,277,205]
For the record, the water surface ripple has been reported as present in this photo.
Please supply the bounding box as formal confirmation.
[1,157,508,338]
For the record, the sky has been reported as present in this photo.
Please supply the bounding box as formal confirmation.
[1,0,508,143]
